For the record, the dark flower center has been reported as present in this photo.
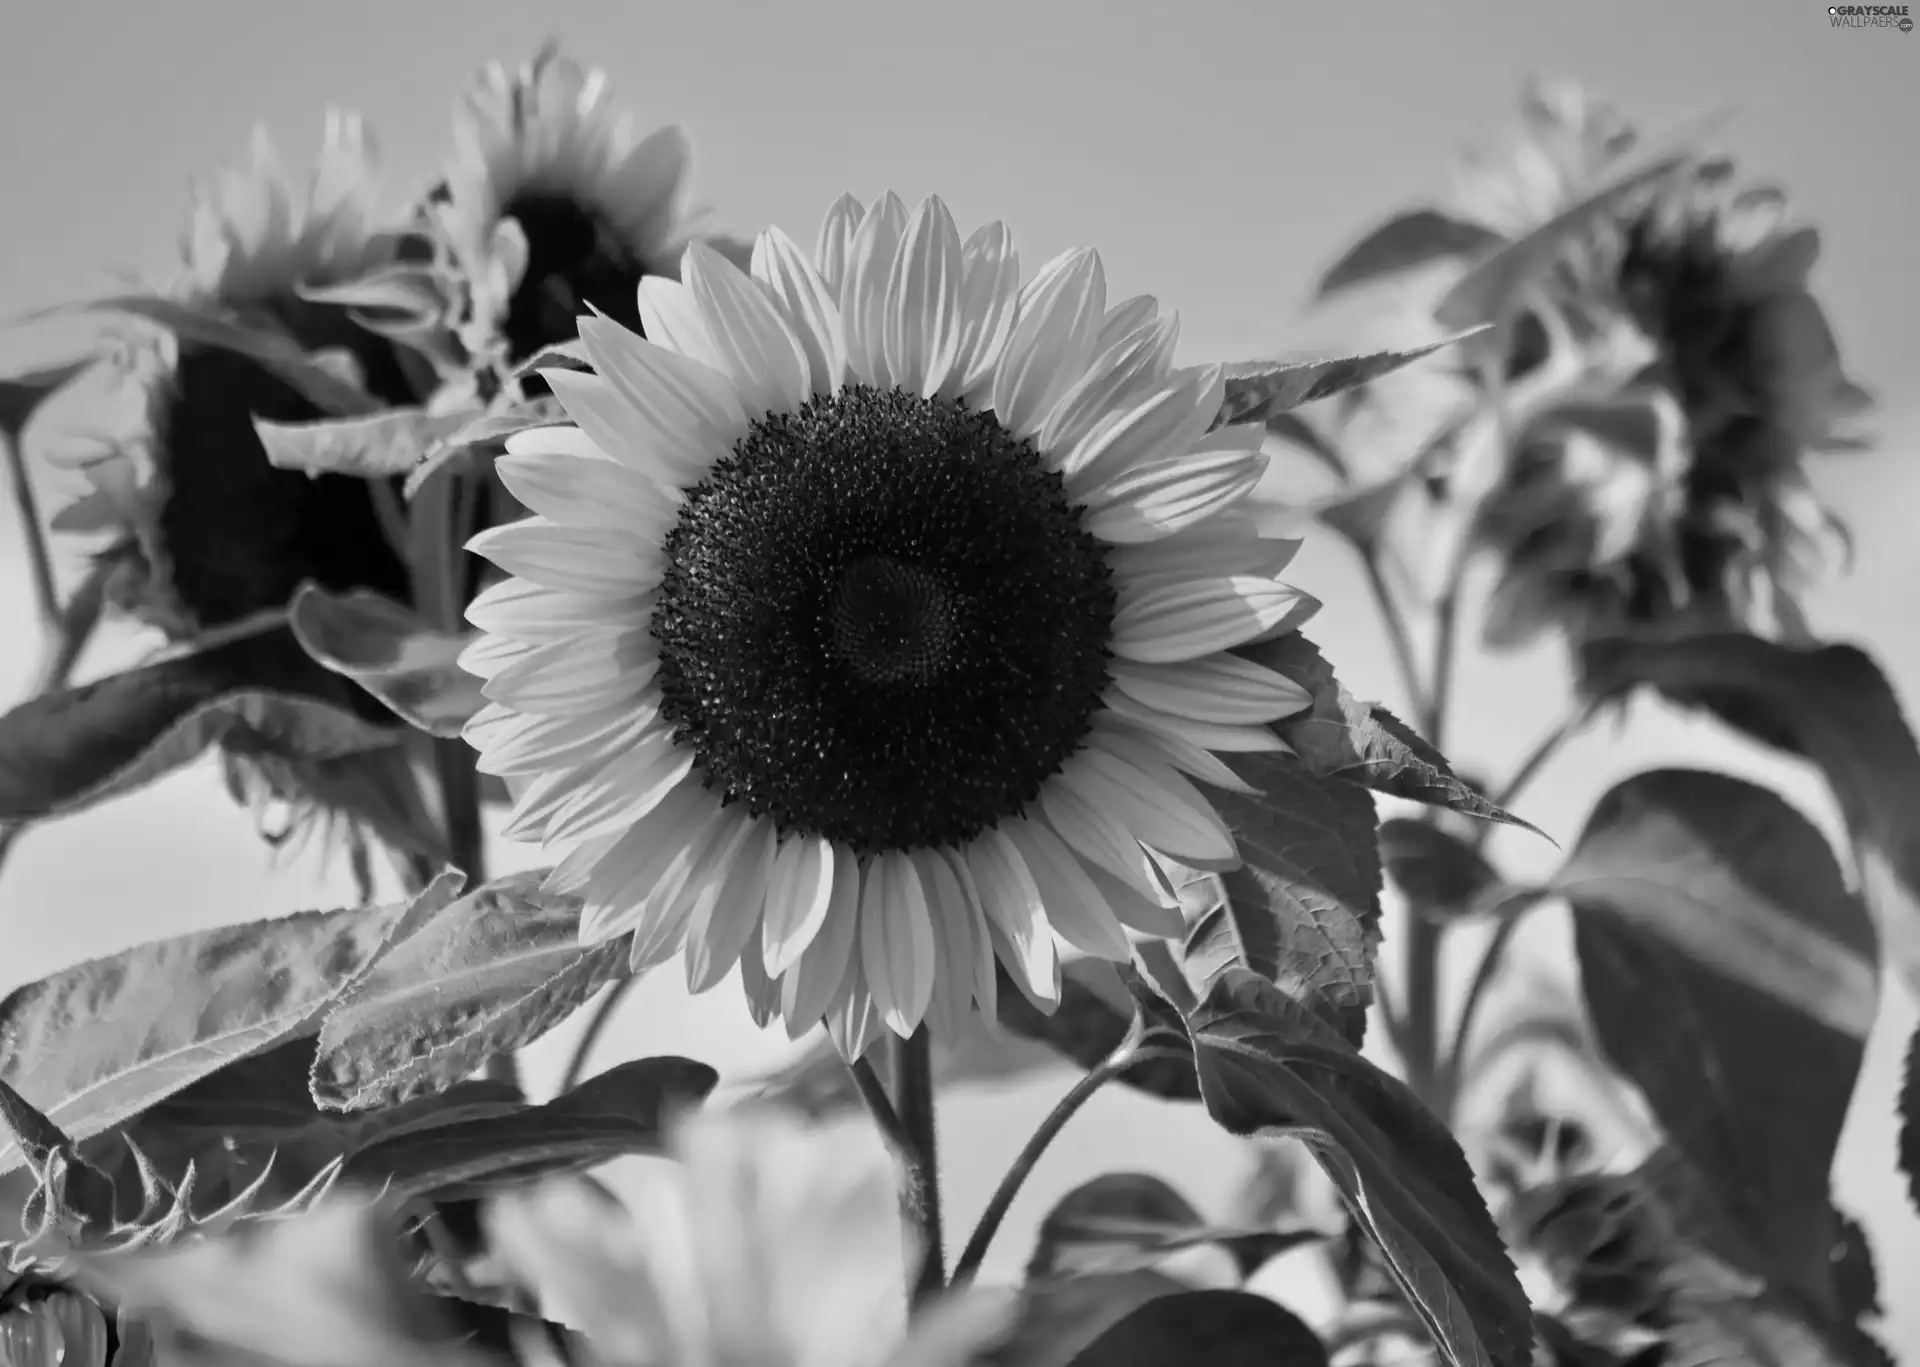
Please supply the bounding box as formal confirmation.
[650,384,1117,853]
[498,193,650,379]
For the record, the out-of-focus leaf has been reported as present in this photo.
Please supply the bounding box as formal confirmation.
[1901,1026,1919,1216]
[1315,208,1506,300]
[255,408,470,479]
[1028,1172,1319,1283]
[0,355,95,439]
[402,399,567,498]
[1211,330,1488,431]
[1551,769,1877,1312]
[1187,968,1532,1367]
[312,871,630,1111]
[978,1270,1190,1367]
[1314,476,1412,555]
[71,1194,494,1367]
[289,584,486,739]
[338,1057,716,1201]
[1581,634,1920,1004]
[1831,1210,1880,1322]
[1237,634,1544,834]
[1263,412,1348,480]
[1061,1290,1328,1367]
[1380,819,1504,923]
[0,891,422,1178]
[1186,756,1383,1047]
[995,961,1199,1101]
[0,626,400,823]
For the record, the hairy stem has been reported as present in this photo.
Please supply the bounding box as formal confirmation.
[558,978,639,1094]
[893,1028,945,1302]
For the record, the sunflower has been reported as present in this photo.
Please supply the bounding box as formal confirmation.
[460,193,1317,1050]
[53,111,421,641]
[426,46,698,378]
[484,1106,1009,1367]
[1453,81,1871,648]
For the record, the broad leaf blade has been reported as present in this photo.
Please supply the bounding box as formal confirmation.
[1211,331,1488,431]
[1380,819,1502,922]
[339,1057,716,1201]
[1556,769,1878,1310]
[0,627,400,823]
[1187,969,1532,1367]
[1315,209,1506,300]
[312,872,629,1111]
[1063,1289,1328,1367]
[289,584,486,739]
[1029,1172,1318,1283]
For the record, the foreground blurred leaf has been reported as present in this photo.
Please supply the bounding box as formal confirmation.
[1186,756,1383,1047]
[1028,1172,1318,1283]
[289,584,486,739]
[338,1057,716,1202]
[1550,769,1878,1309]
[0,896,417,1177]
[255,409,469,479]
[1187,968,1531,1367]
[980,1270,1190,1367]
[1379,819,1503,922]
[402,400,567,499]
[71,1195,493,1367]
[1315,209,1506,300]
[1211,331,1487,431]
[312,871,630,1111]
[0,355,95,439]
[1064,1290,1327,1367]
[1902,1027,1919,1216]
[1581,634,1920,1003]
[0,626,400,823]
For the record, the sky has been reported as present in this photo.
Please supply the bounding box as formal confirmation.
[0,0,1916,1351]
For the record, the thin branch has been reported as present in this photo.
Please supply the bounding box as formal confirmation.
[1361,554,1427,723]
[1433,909,1528,1121]
[893,1028,945,1302]
[1,431,59,632]
[558,977,639,1094]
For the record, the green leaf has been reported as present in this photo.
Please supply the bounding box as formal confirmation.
[311,871,630,1111]
[0,895,416,1177]
[1315,208,1506,300]
[1186,755,1384,1046]
[1580,633,1920,1004]
[337,1057,716,1201]
[254,409,470,479]
[1552,769,1877,1310]
[1263,412,1348,481]
[1028,1172,1319,1283]
[0,626,401,823]
[998,961,1199,1101]
[1211,330,1489,431]
[1237,635,1544,834]
[1186,968,1532,1367]
[0,355,96,440]
[1062,1290,1328,1367]
[288,584,486,739]
[1901,1025,1919,1216]
[402,399,567,498]
[1380,819,1503,923]
[980,1271,1191,1367]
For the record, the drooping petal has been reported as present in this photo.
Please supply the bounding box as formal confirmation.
[685,815,779,993]
[965,829,1060,1006]
[542,730,695,844]
[1059,738,1238,870]
[1037,778,1175,906]
[761,835,837,976]
[860,851,936,1037]
[782,841,863,1036]
[1006,819,1131,960]
[913,849,980,1040]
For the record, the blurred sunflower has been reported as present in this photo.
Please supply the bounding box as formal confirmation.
[424,46,699,383]
[1453,80,1872,648]
[460,193,1316,1051]
[485,1106,1009,1367]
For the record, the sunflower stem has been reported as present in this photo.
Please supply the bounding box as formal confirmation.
[1360,554,1428,723]
[892,1028,945,1303]
[1433,904,1531,1117]
[558,978,639,1094]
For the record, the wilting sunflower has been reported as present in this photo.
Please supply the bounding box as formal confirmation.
[426,47,698,376]
[485,1106,1009,1367]
[1453,80,1871,648]
[54,111,421,641]
[460,193,1316,1049]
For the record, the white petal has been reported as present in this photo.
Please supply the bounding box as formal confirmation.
[826,960,884,1063]
[913,849,980,1040]
[494,451,676,534]
[951,221,1020,399]
[815,193,865,294]
[751,225,847,395]
[481,631,658,716]
[458,632,538,681]
[884,195,965,398]
[470,696,659,776]
[840,193,908,386]
[542,368,710,491]
[1108,515,1303,583]
[1078,855,1186,939]
[1060,364,1224,496]
[464,579,653,644]
[468,518,653,596]
[990,248,1107,440]
[782,841,862,1034]
[685,815,778,993]
[1039,315,1177,460]
[1094,712,1260,796]
[861,850,935,1037]
[683,240,811,418]
[576,317,745,481]
[1081,448,1269,544]
[1096,295,1160,354]
[606,125,692,244]
[736,928,779,1028]
[636,275,727,372]
[1110,655,1313,725]
[548,830,626,904]
[761,835,837,976]
[1038,778,1174,907]
[965,828,1060,1006]
[936,846,1000,1024]
[542,731,695,844]
[1112,576,1314,664]
[1100,689,1289,754]
[1059,739,1237,869]
[623,797,743,972]
[1006,820,1131,961]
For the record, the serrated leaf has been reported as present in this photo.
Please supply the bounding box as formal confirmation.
[1380,819,1503,922]
[1581,634,1920,1006]
[289,584,486,739]
[0,355,95,439]
[1237,634,1544,834]
[1211,330,1489,431]
[338,1057,716,1201]
[0,626,401,823]
[0,1077,120,1230]
[255,408,471,479]
[1186,755,1383,1046]
[1186,968,1532,1367]
[1028,1172,1319,1284]
[1316,208,1507,300]
[311,871,630,1112]
[0,898,414,1177]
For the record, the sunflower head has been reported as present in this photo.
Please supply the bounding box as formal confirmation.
[425,46,697,383]
[1458,82,1871,649]
[459,192,1316,1048]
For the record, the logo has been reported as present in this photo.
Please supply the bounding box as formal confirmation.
[1829,3,1913,25]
